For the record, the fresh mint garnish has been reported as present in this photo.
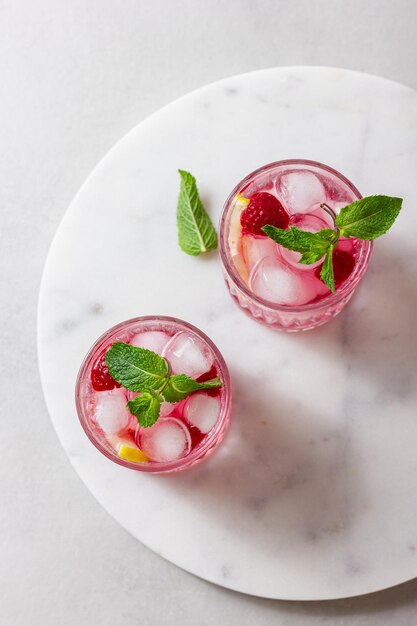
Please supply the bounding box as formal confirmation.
[177,170,218,255]
[321,244,335,293]
[262,225,338,265]
[262,194,402,292]
[105,343,169,393]
[335,195,402,240]
[162,374,222,403]
[105,342,222,427]
[126,392,162,428]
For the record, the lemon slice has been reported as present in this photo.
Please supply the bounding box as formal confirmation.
[116,443,149,463]
[228,194,250,283]
[235,193,250,207]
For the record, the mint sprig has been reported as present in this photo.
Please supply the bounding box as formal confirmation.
[262,194,402,292]
[105,342,222,427]
[162,374,221,403]
[177,170,218,255]
[262,225,338,265]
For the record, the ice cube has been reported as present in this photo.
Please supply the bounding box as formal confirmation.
[93,389,130,435]
[281,213,328,270]
[160,401,176,417]
[162,332,213,378]
[130,330,169,355]
[279,171,326,214]
[309,205,336,228]
[249,256,315,305]
[291,213,329,232]
[184,392,221,434]
[139,417,191,462]
[242,234,280,272]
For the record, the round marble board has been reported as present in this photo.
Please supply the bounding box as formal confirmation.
[38,67,417,600]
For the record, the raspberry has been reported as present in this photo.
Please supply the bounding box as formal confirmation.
[315,248,356,289]
[240,192,289,236]
[91,349,121,391]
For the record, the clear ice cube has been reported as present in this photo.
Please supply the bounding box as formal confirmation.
[93,389,130,435]
[162,332,213,378]
[279,170,327,214]
[130,330,169,355]
[184,392,221,434]
[249,256,315,305]
[160,401,176,417]
[139,417,191,462]
[242,234,280,272]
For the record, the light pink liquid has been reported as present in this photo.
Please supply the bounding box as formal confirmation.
[220,160,373,331]
[76,317,231,473]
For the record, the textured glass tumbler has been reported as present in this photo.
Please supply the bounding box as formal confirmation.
[219,160,373,332]
[76,316,232,473]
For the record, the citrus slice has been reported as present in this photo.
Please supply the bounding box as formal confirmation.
[116,442,149,463]
[228,194,250,283]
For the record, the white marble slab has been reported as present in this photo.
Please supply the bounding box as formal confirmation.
[38,67,417,600]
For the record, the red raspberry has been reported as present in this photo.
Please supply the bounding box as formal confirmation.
[315,248,356,289]
[240,192,289,236]
[91,349,121,391]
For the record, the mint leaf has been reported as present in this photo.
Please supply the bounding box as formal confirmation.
[162,375,222,403]
[335,195,402,240]
[299,249,329,265]
[127,392,162,428]
[105,343,169,393]
[321,245,335,292]
[262,225,338,262]
[177,170,218,255]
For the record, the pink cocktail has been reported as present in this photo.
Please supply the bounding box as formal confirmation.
[76,316,231,473]
[220,160,373,331]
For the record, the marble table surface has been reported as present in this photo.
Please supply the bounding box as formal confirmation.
[4,0,417,623]
[38,65,417,601]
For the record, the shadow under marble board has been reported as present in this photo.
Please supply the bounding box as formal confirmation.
[38,67,417,600]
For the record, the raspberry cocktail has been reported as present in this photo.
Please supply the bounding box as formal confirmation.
[76,317,231,473]
[219,160,373,331]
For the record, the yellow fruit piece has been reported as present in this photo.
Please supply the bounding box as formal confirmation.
[117,443,149,463]
[228,194,249,283]
[235,193,250,207]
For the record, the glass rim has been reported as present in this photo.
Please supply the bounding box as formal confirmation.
[219,159,373,314]
[75,315,232,473]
